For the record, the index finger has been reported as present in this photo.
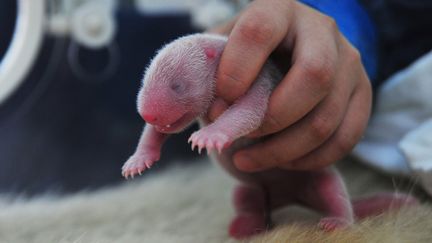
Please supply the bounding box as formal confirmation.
[216,0,293,103]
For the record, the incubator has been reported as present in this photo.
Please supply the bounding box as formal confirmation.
[0,0,242,194]
[0,0,243,106]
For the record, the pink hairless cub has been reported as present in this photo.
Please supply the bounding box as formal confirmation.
[122,33,418,239]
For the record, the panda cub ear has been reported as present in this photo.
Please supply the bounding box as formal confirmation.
[204,47,217,59]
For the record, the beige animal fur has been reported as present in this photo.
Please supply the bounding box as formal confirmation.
[0,159,429,243]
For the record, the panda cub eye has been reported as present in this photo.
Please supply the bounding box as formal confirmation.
[170,83,182,93]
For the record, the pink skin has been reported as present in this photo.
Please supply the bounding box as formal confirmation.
[122,33,418,238]
[122,125,168,178]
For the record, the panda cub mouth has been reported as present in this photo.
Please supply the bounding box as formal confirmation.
[153,112,194,133]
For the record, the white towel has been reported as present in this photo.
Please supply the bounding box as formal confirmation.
[352,50,432,195]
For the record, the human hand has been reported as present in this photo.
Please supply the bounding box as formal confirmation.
[207,0,372,171]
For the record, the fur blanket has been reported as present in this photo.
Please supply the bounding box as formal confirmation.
[0,159,430,243]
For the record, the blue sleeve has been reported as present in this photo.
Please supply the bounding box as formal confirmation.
[299,0,378,81]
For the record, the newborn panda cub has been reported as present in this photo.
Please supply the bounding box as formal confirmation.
[122,33,417,239]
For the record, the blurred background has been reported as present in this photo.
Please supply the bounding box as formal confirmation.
[0,0,244,195]
[1,0,431,197]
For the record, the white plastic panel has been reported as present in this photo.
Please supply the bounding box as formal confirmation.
[0,0,45,104]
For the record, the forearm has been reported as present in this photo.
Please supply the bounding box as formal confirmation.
[122,125,169,177]
[134,125,168,156]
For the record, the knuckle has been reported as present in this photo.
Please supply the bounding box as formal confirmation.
[261,112,285,134]
[218,69,247,89]
[267,149,284,166]
[310,116,333,141]
[334,135,357,155]
[237,12,276,47]
[298,58,334,92]
[256,140,285,167]
[292,156,327,170]
[322,15,338,32]
[346,46,362,65]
